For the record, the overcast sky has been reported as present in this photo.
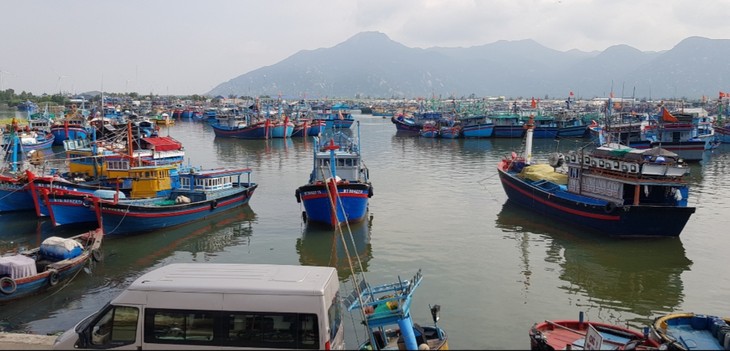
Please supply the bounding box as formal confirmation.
[2,0,727,96]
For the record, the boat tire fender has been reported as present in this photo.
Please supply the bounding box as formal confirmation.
[604,202,617,214]
[48,269,59,287]
[295,189,301,203]
[0,277,17,295]
[210,199,218,210]
[301,211,307,223]
[82,197,92,208]
[91,249,102,262]
[368,186,374,198]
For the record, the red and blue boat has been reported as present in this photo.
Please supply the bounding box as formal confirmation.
[211,115,271,139]
[498,114,696,238]
[94,167,257,235]
[0,227,103,302]
[295,122,373,228]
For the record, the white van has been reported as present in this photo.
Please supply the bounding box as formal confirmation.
[53,263,345,350]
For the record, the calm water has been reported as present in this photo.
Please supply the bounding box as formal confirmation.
[2,110,730,349]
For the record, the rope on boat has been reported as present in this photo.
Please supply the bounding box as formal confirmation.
[318,164,371,347]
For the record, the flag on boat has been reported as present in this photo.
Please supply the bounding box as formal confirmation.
[662,107,679,123]
[569,91,574,96]
[531,97,537,108]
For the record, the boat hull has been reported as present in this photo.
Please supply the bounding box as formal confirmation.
[0,228,102,303]
[297,182,371,227]
[462,124,494,138]
[497,167,695,238]
[391,115,421,133]
[493,125,525,138]
[100,184,257,235]
[50,126,90,146]
[211,123,270,139]
[649,313,730,350]
[530,319,659,350]
[0,183,34,212]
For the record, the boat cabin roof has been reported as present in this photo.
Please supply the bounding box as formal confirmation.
[593,144,680,161]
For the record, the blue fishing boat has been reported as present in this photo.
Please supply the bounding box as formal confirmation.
[94,167,257,235]
[497,115,696,238]
[460,115,494,138]
[37,164,183,226]
[312,102,354,129]
[269,116,294,138]
[391,113,422,133]
[211,115,270,139]
[650,313,730,350]
[50,104,92,145]
[491,112,525,138]
[345,269,449,350]
[295,122,373,228]
[0,227,103,303]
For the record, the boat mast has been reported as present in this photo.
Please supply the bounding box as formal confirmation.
[524,114,535,165]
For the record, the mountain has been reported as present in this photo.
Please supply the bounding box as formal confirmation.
[207,31,730,99]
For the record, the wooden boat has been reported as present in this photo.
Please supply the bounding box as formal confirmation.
[211,116,271,139]
[93,167,257,235]
[1,119,55,152]
[419,121,440,138]
[37,164,182,226]
[392,113,422,133]
[50,104,92,145]
[345,269,449,350]
[460,115,495,138]
[529,313,660,350]
[295,121,373,228]
[497,114,696,238]
[0,227,103,303]
[269,115,294,138]
[312,102,354,129]
[649,312,730,350]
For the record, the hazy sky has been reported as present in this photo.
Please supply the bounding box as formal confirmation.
[2,0,727,96]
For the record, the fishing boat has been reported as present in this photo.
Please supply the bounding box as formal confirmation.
[418,121,440,138]
[312,102,354,129]
[344,269,449,350]
[497,114,696,238]
[0,227,103,303]
[211,115,271,139]
[649,312,730,350]
[92,167,258,235]
[50,104,92,145]
[269,115,294,138]
[295,121,373,228]
[529,312,660,350]
[460,115,495,138]
[37,164,183,226]
[1,118,55,152]
[391,113,422,133]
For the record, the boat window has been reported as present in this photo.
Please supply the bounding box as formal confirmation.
[90,305,139,347]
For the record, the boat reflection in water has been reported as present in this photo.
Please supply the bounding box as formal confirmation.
[296,214,372,281]
[496,201,692,324]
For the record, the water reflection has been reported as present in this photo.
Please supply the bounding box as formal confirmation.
[495,201,692,322]
[296,215,373,281]
[0,213,97,254]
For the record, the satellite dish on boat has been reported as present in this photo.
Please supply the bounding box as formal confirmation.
[548,153,565,169]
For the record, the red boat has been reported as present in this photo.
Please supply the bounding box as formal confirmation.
[529,313,660,350]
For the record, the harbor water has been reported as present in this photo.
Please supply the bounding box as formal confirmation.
[1,111,730,349]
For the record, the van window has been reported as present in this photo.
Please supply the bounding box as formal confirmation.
[90,306,139,347]
[143,309,319,349]
[328,292,342,344]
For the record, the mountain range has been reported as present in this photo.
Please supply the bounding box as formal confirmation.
[207,31,730,100]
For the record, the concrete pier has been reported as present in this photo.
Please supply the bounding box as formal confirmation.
[0,333,56,350]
